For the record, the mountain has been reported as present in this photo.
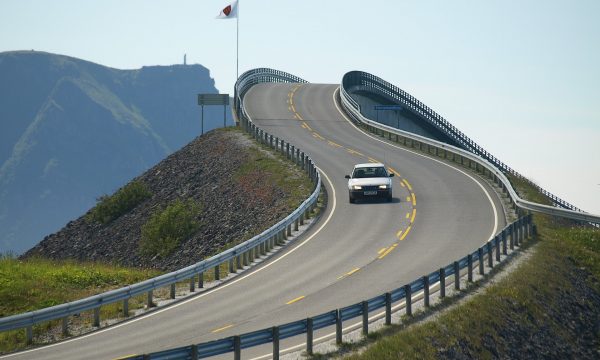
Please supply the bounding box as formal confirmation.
[0,51,233,254]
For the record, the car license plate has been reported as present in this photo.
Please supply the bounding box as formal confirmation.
[364,191,377,196]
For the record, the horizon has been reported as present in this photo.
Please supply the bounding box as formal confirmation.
[1,0,599,215]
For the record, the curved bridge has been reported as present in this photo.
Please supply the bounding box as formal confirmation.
[3,69,596,359]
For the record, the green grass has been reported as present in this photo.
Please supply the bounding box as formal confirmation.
[331,177,600,359]
[87,180,151,224]
[139,199,202,258]
[0,256,161,353]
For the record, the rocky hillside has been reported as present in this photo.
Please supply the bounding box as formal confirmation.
[0,51,232,254]
[23,129,312,271]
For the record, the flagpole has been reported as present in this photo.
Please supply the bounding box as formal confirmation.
[236,1,239,80]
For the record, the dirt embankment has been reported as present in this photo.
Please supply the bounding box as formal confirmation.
[24,129,310,271]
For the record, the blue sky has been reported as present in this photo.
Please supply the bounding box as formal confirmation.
[1,0,599,214]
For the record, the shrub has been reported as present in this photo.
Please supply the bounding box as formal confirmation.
[87,181,151,224]
[139,199,202,258]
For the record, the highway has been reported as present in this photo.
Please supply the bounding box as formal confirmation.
[3,83,506,359]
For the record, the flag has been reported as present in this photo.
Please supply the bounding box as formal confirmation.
[216,1,238,19]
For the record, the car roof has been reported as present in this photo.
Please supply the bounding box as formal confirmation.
[354,163,385,169]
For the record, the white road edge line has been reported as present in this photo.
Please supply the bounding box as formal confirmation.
[1,152,337,357]
[248,85,501,360]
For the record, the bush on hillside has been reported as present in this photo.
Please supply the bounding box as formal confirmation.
[139,199,202,258]
[87,181,152,224]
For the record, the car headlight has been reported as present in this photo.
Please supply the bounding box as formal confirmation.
[352,185,362,190]
[378,185,388,189]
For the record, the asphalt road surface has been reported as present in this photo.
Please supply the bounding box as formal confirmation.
[3,83,506,360]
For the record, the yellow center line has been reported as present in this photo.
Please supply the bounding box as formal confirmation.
[368,157,379,163]
[396,229,403,238]
[212,324,234,333]
[346,267,360,276]
[301,121,310,130]
[346,148,364,156]
[312,132,325,140]
[388,167,400,177]
[411,209,417,223]
[378,243,398,259]
[400,182,406,187]
[405,213,410,219]
[402,179,413,191]
[411,193,417,206]
[291,105,296,113]
[378,247,387,254]
[406,196,411,202]
[400,225,412,240]
[328,140,343,148]
[286,295,305,305]
[113,355,138,360]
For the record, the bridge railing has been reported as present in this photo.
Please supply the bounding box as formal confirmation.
[340,71,600,224]
[0,69,320,346]
[341,71,586,212]
[121,69,589,359]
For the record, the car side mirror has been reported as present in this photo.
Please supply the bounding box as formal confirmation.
[389,173,395,177]
[345,175,351,179]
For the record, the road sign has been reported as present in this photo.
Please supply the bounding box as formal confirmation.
[198,94,230,106]
[374,105,402,111]
[197,93,230,135]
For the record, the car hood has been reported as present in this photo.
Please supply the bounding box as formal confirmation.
[348,178,391,188]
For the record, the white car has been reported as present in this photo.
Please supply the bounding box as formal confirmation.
[345,163,394,203]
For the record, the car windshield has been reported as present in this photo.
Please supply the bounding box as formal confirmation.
[353,167,388,178]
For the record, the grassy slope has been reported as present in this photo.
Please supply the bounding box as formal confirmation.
[338,176,600,359]
[0,128,314,353]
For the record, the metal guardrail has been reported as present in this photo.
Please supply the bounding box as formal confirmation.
[122,69,572,359]
[341,71,587,213]
[126,219,533,359]
[0,69,321,346]
[340,71,600,225]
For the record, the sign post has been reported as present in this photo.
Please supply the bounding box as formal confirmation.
[197,94,230,135]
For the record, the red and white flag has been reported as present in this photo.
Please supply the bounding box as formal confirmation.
[216,1,238,19]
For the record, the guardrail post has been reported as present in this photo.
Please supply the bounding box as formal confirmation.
[294,218,299,231]
[299,211,305,225]
[62,317,69,336]
[198,272,204,288]
[273,326,280,360]
[229,258,235,274]
[423,275,430,307]
[282,228,288,241]
[467,254,473,282]
[478,248,484,275]
[385,292,392,325]
[336,309,342,344]
[236,255,242,271]
[191,344,198,360]
[93,307,100,327]
[296,148,301,165]
[405,285,412,316]
[502,230,508,255]
[26,326,32,345]
[362,301,369,335]
[269,134,273,148]
[147,290,153,308]
[301,152,306,171]
[495,236,501,262]
[123,298,129,317]
[439,268,446,299]
[214,264,220,281]
[487,242,493,268]
[287,224,292,237]
[170,283,176,299]
[243,251,249,266]
[307,317,314,355]
[514,222,520,247]
[190,276,195,292]
[509,224,515,250]
[454,261,460,290]
[234,335,241,360]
